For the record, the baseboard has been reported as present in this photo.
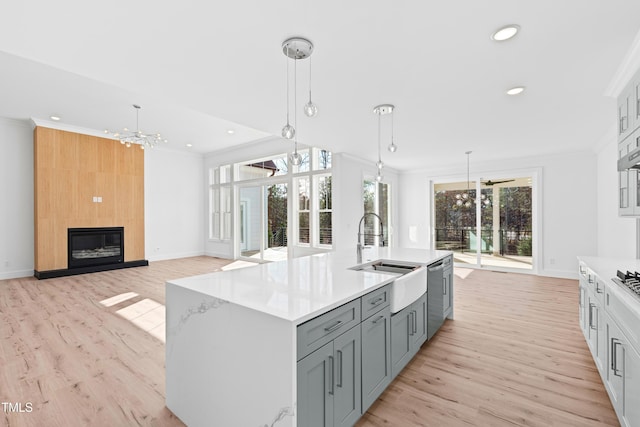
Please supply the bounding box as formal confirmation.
[147,251,206,262]
[538,269,578,280]
[0,269,35,280]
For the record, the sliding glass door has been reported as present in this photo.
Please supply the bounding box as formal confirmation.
[433,176,533,271]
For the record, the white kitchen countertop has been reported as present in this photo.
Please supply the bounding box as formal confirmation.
[578,255,640,316]
[168,248,451,324]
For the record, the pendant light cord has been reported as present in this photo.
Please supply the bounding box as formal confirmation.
[378,113,381,163]
[294,49,298,152]
[308,55,312,101]
[286,47,290,125]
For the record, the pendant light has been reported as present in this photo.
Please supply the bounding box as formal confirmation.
[455,151,473,208]
[373,104,396,182]
[282,37,314,166]
[388,110,397,152]
[454,151,489,208]
[303,54,318,117]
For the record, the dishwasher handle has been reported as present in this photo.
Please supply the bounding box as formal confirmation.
[428,261,444,272]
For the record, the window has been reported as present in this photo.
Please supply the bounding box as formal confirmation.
[297,177,310,244]
[317,175,332,245]
[209,165,232,241]
[363,179,390,246]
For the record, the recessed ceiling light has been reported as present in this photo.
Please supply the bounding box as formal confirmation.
[491,25,520,42]
[50,115,61,121]
[227,129,235,135]
[186,143,193,148]
[506,86,525,96]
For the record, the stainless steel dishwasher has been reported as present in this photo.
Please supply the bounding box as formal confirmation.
[427,260,445,340]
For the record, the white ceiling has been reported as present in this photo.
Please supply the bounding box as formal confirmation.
[1,1,639,170]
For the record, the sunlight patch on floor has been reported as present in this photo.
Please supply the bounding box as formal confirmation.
[116,298,166,342]
[99,292,139,307]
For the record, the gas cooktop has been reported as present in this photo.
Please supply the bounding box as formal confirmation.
[613,270,640,299]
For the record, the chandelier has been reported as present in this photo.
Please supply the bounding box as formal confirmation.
[454,151,490,208]
[105,104,167,150]
[373,104,397,182]
[282,37,317,166]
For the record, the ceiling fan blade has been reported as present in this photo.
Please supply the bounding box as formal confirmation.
[482,179,516,186]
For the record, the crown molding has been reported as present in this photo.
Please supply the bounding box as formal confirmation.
[30,117,112,139]
[605,29,640,97]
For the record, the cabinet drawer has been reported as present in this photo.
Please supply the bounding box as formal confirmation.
[361,284,390,320]
[297,300,361,360]
[443,255,453,267]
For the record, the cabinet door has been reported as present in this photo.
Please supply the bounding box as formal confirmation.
[361,306,391,412]
[391,307,412,379]
[606,315,624,417]
[333,325,361,427]
[297,341,334,427]
[411,294,428,350]
[587,294,605,373]
[578,283,587,336]
[619,88,632,140]
[623,338,640,427]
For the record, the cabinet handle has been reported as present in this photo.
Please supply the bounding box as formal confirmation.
[413,310,418,334]
[443,277,447,295]
[579,266,586,275]
[409,311,414,336]
[369,297,384,306]
[328,355,334,395]
[588,275,594,284]
[595,280,603,294]
[324,320,343,333]
[372,315,385,324]
[588,304,594,330]
[337,350,343,388]
[611,338,623,377]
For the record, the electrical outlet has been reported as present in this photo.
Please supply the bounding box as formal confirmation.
[549,258,556,265]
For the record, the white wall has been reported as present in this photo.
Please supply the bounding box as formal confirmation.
[0,118,34,279]
[332,153,399,253]
[145,147,205,261]
[596,129,636,258]
[397,151,599,279]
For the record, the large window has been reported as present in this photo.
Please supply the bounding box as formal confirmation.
[209,166,232,240]
[209,147,332,259]
[363,179,390,246]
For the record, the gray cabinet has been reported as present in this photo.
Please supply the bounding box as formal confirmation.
[391,293,427,378]
[297,324,361,427]
[361,305,391,412]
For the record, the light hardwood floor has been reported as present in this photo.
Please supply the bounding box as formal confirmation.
[0,259,618,427]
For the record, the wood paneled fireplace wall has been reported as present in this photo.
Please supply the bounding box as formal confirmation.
[33,127,147,278]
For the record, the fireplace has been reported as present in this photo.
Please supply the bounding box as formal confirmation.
[68,227,124,269]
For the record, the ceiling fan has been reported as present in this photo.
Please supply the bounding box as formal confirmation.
[482,179,515,186]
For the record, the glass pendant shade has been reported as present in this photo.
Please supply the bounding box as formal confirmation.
[376,160,384,170]
[304,100,318,117]
[376,172,383,182]
[282,124,296,139]
[388,141,397,152]
[290,151,302,166]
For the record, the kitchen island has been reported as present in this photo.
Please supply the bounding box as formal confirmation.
[165,248,452,427]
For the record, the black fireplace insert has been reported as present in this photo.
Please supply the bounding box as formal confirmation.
[68,227,124,269]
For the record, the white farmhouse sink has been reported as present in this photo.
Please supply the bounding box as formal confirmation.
[351,260,427,313]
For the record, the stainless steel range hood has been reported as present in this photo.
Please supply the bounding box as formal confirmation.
[618,145,640,171]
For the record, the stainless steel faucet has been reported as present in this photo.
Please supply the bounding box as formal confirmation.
[357,212,385,264]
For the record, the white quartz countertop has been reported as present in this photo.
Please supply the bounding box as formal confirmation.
[578,255,640,315]
[168,248,451,324]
